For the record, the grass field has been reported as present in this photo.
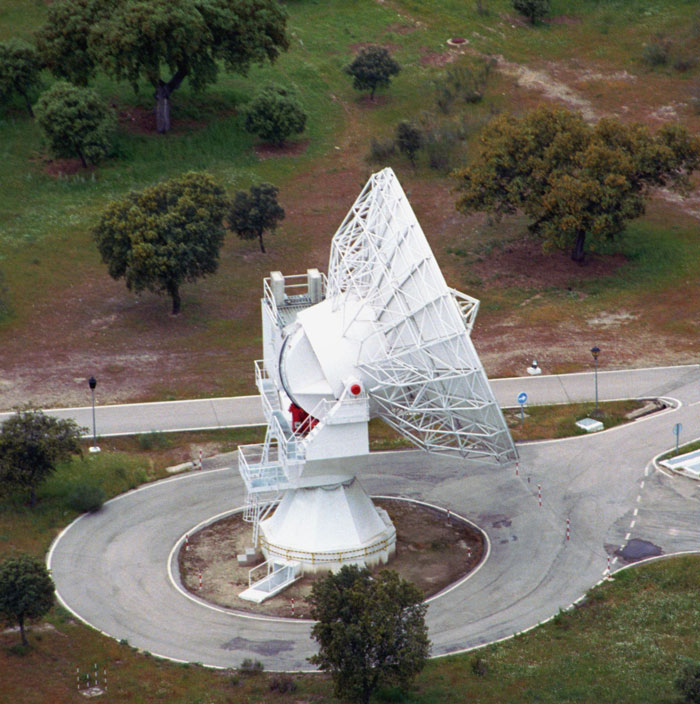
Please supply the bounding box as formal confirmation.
[1,0,700,409]
[2,0,700,701]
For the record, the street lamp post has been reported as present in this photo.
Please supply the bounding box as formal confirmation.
[88,376,100,453]
[590,346,600,417]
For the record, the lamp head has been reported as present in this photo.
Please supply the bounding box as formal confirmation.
[88,376,97,390]
[590,346,600,361]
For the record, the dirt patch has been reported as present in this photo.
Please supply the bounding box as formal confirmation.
[385,22,416,35]
[116,103,209,135]
[179,499,485,619]
[420,49,460,67]
[43,158,94,178]
[467,236,628,290]
[355,94,391,109]
[253,139,310,160]
[348,42,401,54]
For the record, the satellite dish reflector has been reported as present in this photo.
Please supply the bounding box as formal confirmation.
[279,167,516,463]
[237,168,516,593]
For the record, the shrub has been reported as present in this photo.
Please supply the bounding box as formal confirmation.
[239,658,264,676]
[66,483,105,513]
[395,121,422,166]
[471,656,488,676]
[35,82,115,167]
[513,0,550,24]
[243,84,307,147]
[641,35,671,67]
[434,61,492,114]
[424,125,462,173]
[676,661,700,703]
[367,136,396,163]
[269,674,297,693]
[137,432,171,451]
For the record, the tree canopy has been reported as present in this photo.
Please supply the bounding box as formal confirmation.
[308,566,430,704]
[454,106,700,262]
[229,182,284,253]
[93,171,229,314]
[0,554,55,647]
[243,84,306,146]
[0,410,83,506]
[513,0,550,24]
[0,39,43,117]
[34,81,116,167]
[36,0,289,133]
[344,46,400,100]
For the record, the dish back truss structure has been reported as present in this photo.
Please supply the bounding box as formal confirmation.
[236,168,516,601]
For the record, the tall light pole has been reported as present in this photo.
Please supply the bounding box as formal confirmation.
[88,376,100,453]
[590,346,600,417]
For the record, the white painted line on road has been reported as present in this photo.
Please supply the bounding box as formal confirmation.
[644,466,649,477]
[95,422,265,438]
[633,508,639,516]
[612,556,618,565]
[625,533,631,541]
[630,520,636,528]
[690,400,700,407]
[640,481,645,489]
[636,495,641,503]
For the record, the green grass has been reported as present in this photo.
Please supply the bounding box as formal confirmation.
[507,399,645,441]
[659,438,700,462]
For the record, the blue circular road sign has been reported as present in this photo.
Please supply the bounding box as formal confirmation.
[517,392,528,405]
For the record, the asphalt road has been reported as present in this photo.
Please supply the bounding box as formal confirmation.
[3,364,696,436]
[46,364,700,670]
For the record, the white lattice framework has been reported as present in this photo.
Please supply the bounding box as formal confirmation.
[324,167,516,463]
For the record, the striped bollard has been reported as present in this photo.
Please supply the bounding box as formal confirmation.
[566,518,570,541]
[537,485,542,507]
[446,509,451,524]
[199,572,202,590]
[291,597,295,617]
[76,667,80,691]
[199,449,203,471]
[104,666,107,692]
[515,461,519,476]
[467,545,472,560]
[185,534,189,551]
[607,555,611,576]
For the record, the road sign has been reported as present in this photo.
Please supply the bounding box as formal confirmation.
[517,392,528,405]
[673,423,682,436]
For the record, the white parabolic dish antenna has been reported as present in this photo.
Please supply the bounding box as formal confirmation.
[236,168,516,599]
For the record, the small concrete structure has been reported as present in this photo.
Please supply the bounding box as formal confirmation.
[576,417,604,433]
[661,448,700,479]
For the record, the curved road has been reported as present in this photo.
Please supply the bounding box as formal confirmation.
[47,365,700,670]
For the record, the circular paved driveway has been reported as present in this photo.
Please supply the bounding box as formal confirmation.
[48,367,700,670]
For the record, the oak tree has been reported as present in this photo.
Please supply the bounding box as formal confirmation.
[229,182,284,254]
[36,0,289,133]
[0,410,83,507]
[243,84,306,146]
[0,39,43,117]
[308,566,430,704]
[454,106,700,262]
[93,172,229,314]
[345,46,400,101]
[34,82,116,167]
[0,554,55,647]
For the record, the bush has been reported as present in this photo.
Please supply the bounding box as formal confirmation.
[239,658,264,676]
[345,46,400,100]
[676,661,700,703]
[395,121,422,166]
[137,432,171,451]
[424,125,462,173]
[367,136,396,163]
[34,82,115,167]
[471,656,488,676]
[66,483,105,512]
[269,674,297,693]
[243,84,307,147]
[641,35,671,67]
[513,0,550,24]
[434,61,492,114]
